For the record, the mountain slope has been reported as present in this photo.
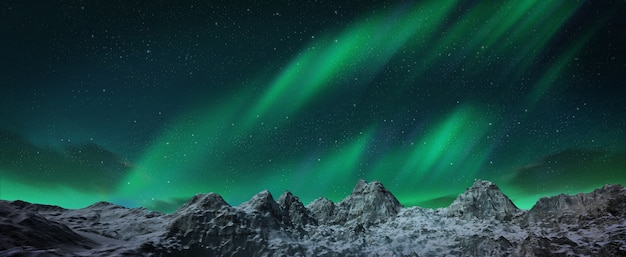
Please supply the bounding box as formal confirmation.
[1,180,624,256]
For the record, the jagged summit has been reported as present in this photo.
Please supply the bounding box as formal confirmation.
[178,192,230,212]
[278,191,317,227]
[445,179,520,221]
[85,201,129,211]
[333,179,403,226]
[351,179,390,194]
[277,190,297,205]
[239,190,281,214]
[306,197,335,224]
[2,180,625,256]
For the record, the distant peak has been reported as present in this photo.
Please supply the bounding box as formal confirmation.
[333,179,403,226]
[309,196,334,205]
[180,193,230,211]
[239,190,281,214]
[446,179,520,220]
[240,190,275,206]
[352,179,389,195]
[252,190,274,202]
[277,190,298,206]
[470,179,497,190]
[306,197,335,225]
[86,201,124,210]
[278,190,317,227]
[473,179,493,185]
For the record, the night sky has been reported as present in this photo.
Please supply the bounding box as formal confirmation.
[1,0,625,213]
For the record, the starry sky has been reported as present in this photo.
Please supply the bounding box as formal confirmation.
[1,0,625,213]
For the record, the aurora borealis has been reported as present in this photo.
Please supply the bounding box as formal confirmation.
[1,0,624,213]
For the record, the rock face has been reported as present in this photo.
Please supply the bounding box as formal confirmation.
[0,201,93,252]
[525,184,626,224]
[277,191,317,227]
[332,179,403,226]
[445,180,521,221]
[1,180,625,257]
[306,197,335,224]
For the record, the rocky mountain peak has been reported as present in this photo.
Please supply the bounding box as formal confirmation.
[352,179,388,194]
[277,190,297,206]
[445,179,520,221]
[239,190,283,219]
[278,191,317,227]
[333,180,402,226]
[86,201,119,208]
[179,193,230,212]
[306,197,335,224]
[2,180,625,256]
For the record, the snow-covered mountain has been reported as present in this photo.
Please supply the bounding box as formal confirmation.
[1,180,625,256]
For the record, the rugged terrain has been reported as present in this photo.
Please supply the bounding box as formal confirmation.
[1,180,625,256]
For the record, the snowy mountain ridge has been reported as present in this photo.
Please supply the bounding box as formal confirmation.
[1,179,625,256]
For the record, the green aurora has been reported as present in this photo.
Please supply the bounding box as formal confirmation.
[1,0,624,212]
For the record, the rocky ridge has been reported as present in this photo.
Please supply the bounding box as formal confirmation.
[1,179,625,256]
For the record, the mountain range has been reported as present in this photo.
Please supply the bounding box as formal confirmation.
[1,179,625,256]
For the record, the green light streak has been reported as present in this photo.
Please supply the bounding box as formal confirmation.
[261,127,375,201]
[112,0,459,208]
[94,0,621,213]
[400,104,491,182]
[527,6,615,107]
[366,104,494,204]
[243,0,458,131]
[113,91,251,206]
[308,128,375,191]
[214,127,376,205]
[424,0,538,63]
[480,1,538,49]
[500,1,583,84]
[244,50,317,129]
[527,37,585,107]
[403,0,584,89]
